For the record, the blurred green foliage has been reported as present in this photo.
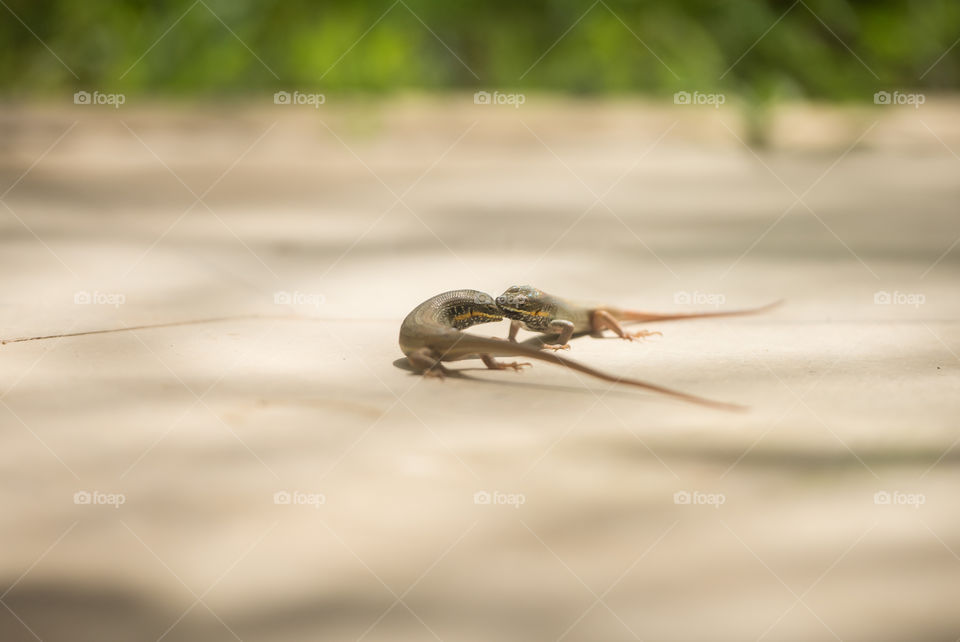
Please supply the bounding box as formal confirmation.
[1,0,957,100]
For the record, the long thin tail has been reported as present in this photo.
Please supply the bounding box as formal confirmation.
[456,335,744,412]
[612,300,782,324]
[1,314,307,345]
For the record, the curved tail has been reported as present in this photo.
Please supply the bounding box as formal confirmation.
[455,334,744,412]
[612,300,783,324]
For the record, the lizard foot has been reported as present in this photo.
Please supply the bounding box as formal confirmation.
[494,361,532,371]
[481,355,532,371]
[625,330,662,341]
[542,343,570,351]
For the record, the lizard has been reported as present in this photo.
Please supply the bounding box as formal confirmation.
[399,289,743,411]
[496,284,781,350]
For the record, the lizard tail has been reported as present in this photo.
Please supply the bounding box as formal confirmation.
[611,300,783,324]
[1,314,308,345]
[456,335,745,412]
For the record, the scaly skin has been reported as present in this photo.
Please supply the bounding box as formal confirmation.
[497,285,781,350]
[399,289,743,411]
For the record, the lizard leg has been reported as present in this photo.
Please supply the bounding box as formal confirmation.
[507,319,522,342]
[407,347,451,378]
[591,310,661,341]
[541,319,574,350]
[481,354,532,371]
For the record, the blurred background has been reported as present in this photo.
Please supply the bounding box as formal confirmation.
[2,1,959,641]
[5,0,960,96]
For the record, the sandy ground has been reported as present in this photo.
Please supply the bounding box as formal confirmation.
[1,97,959,641]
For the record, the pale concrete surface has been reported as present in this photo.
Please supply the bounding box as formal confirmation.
[1,98,958,641]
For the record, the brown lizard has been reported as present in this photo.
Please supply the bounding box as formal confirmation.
[399,289,743,411]
[496,285,781,350]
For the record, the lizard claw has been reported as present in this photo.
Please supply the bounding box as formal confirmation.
[542,343,570,351]
[500,361,531,371]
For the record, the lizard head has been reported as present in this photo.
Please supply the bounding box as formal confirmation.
[470,291,502,318]
[445,291,504,330]
[496,285,553,329]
